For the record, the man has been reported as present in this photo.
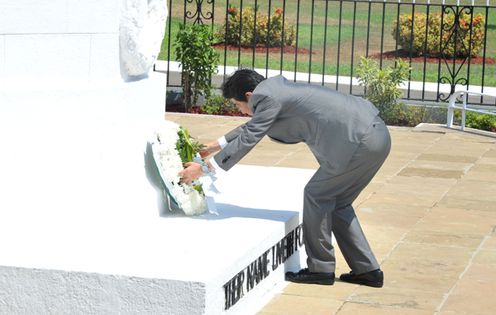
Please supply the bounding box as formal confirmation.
[179,69,390,287]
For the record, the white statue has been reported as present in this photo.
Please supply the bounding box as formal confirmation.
[120,0,168,78]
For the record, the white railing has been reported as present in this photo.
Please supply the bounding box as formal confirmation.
[447,90,496,131]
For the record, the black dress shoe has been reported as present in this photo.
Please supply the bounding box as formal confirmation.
[339,269,384,288]
[285,268,335,285]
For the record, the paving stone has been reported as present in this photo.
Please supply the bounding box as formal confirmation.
[482,236,496,250]
[352,192,374,207]
[411,207,495,235]
[443,132,496,143]
[359,226,410,260]
[374,167,404,180]
[390,143,432,154]
[426,144,490,158]
[352,182,387,206]
[462,170,496,182]
[356,206,424,230]
[250,148,300,159]
[477,157,496,165]
[416,153,478,163]
[445,179,496,202]
[383,270,460,293]
[241,149,293,161]
[380,266,462,294]
[398,167,464,179]
[389,127,443,143]
[473,249,496,265]
[382,251,470,280]
[164,115,181,122]
[436,311,473,315]
[238,142,310,167]
[467,163,496,172]
[407,160,473,174]
[387,151,423,161]
[411,124,448,134]
[259,294,343,315]
[349,286,444,311]
[375,176,456,197]
[336,301,434,315]
[380,243,472,292]
[440,264,496,315]
[430,136,492,145]
[463,163,496,183]
[256,141,306,153]
[403,230,484,248]
[334,251,355,276]
[359,181,386,192]
[367,192,440,207]
[380,156,411,166]
[239,155,281,167]
[283,282,357,301]
[483,148,496,158]
[287,150,313,159]
[387,241,474,264]
[276,159,319,170]
[368,244,398,265]
[356,200,430,216]
[437,197,496,212]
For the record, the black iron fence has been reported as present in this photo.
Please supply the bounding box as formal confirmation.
[158,0,496,105]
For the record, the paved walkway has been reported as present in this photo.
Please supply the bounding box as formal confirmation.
[167,113,496,315]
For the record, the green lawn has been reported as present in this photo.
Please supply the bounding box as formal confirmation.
[159,0,496,87]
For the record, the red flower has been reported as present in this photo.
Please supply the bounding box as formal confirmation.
[275,7,283,15]
[227,6,237,17]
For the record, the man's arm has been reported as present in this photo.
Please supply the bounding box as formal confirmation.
[212,94,282,171]
[225,124,247,142]
[179,95,281,183]
[200,124,247,157]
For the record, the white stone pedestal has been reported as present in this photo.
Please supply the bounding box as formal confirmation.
[0,1,310,313]
[0,72,311,313]
[0,162,310,314]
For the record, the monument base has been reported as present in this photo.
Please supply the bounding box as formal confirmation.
[0,164,311,314]
[0,68,314,313]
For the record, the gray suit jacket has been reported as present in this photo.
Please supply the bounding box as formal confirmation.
[213,76,379,173]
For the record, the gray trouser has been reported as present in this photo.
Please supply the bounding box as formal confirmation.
[303,116,391,274]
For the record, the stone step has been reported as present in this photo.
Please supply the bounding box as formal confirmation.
[0,165,311,314]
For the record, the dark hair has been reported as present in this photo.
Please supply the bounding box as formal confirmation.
[221,69,265,102]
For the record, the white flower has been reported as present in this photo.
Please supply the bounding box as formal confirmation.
[153,121,207,215]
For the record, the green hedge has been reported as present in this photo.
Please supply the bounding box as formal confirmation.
[392,12,485,58]
[217,6,295,47]
[454,111,496,132]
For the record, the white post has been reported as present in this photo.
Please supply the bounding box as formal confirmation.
[447,91,459,128]
[461,91,468,131]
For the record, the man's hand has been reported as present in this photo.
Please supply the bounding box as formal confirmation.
[178,162,203,185]
[199,141,222,158]
[199,149,211,158]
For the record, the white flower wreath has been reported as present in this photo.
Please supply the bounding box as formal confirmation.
[152,120,208,216]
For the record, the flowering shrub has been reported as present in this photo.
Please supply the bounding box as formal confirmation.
[392,12,485,58]
[218,7,295,47]
[175,24,220,112]
[227,5,237,18]
[200,95,242,116]
[356,57,417,125]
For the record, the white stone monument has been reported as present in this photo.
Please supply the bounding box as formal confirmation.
[0,1,307,314]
